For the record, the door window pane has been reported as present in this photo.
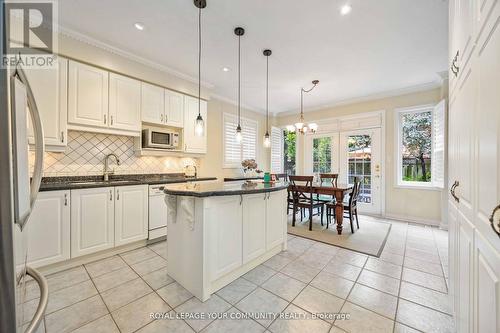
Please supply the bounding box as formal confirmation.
[313,137,332,173]
[347,135,372,203]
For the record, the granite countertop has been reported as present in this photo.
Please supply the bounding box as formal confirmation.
[39,173,217,192]
[223,176,264,181]
[163,180,289,197]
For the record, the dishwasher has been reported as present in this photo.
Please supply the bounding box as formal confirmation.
[149,185,168,240]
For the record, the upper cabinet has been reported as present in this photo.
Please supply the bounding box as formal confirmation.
[109,73,141,132]
[184,95,207,154]
[164,89,184,128]
[26,57,68,151]
[141,84,184,128]
[68,60,141,136]
[68,60,109,129]
[141,82,165,125]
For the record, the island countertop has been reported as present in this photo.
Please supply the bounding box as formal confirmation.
[163,180,288,197]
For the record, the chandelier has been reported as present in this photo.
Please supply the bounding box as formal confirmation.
[289,80,319,134]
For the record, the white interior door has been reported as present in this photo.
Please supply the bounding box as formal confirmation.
[340,128,382,215]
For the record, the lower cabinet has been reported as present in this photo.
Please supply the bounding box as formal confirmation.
[114,185,148,246]
[71,185,148,258]
[71,187,115,257]
[242,193,267,264]
[17,190,70,268]
[266,191,286,249]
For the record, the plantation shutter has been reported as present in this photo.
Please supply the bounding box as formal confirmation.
[432,99,446,188]
[223,114,242,167]
[271,127,284,173]
[242,119,257,161]
[223,113,258,168]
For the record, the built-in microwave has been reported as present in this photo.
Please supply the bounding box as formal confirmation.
[142,128,180,149]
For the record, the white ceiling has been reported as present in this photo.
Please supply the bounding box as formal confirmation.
[58,0,448,114]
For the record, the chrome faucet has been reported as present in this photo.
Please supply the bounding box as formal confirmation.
[185,165,197,178]
[104,153,120,181]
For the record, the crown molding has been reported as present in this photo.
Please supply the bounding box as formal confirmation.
[209,92,265,115]
[276,81,443,117]
[57,25,215,89]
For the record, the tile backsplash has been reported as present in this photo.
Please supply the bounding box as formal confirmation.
[30,131,198,177]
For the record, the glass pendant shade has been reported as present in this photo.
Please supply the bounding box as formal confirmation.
[264,132,270,148]
[235,125,242,143]
[295,122,304,130]
[195,113,204,136]
[309,123,318,132]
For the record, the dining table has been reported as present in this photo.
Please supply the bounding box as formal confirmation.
[288,182,353,235]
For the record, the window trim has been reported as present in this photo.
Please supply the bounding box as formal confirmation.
[394,104,437,189]
[222,112,259,169]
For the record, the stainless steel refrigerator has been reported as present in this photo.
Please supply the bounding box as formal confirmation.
[1,3,49,331]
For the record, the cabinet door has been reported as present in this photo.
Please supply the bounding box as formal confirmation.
[266,191,285,250]
[71,187,114,257]
[16,190,70,268]
[115,185,148,246]
[26,57,68,149]
[141,82,165,125]
[206,196,242,281]
[242,193,267,264]
[183,95,207,153]
[165,89,184,128]
[109,73,141,132]
[68,61,109,128]
[457,215,474,333]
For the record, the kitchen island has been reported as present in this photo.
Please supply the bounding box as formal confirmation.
[163,180,288,301]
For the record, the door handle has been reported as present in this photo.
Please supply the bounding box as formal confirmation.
[61,131,65,143]
[109,189,113,201]
[110,115,114,125]
[104,114,107,124]
[116,189,119,200]
[161,114,164,122]
[22,266,48,333]
[64,193,68,206]
[490,204,500,237]
[450,180,459,203]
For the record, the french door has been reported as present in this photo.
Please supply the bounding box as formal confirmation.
[340,129,382,215]
[305,128,382,215]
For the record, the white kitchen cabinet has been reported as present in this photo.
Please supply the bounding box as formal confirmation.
[141,82,165,125]
[266,191,286,250]
[207,196,243,281]
[109,73,141,132]
[71,187,114,258]
[26,57,68,151]
[16,190,70,268]
[68,60,109,129]
[114,185,148,246]
[242,193,266,264]
[165,89,184,128]
[448,1,500,332]
[183,95,207,154]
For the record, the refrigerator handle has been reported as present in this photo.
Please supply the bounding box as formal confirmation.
[22,266,48,333]
[15,68,45,230]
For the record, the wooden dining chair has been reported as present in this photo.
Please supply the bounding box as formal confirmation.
[289,175,324,231]
[315,173,339,204]
[275,173,288,181]
[325,177,361,233]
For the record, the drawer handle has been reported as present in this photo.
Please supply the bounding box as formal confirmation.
[490,204,500,237]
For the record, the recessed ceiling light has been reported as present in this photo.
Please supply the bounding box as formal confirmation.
[134,22,145,31]
[340,4,352,15]
[222,67,230,72]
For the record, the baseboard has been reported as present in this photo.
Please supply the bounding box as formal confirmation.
[383,213,441,227]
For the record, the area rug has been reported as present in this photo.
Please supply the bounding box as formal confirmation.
[287,215,391,257]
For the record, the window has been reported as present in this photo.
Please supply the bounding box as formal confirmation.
[283,129,296,175]
[312,136,332,173]
[396,102,445,188]
[223,113,258,168]
[271,127,284,173]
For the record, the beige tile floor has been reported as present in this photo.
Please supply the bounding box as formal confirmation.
[22,217,455,333]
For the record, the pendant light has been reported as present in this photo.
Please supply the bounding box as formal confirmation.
[293,80,319,134]
[194,0,206,137]
[234,27,245,143]
[263,49,272,148]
